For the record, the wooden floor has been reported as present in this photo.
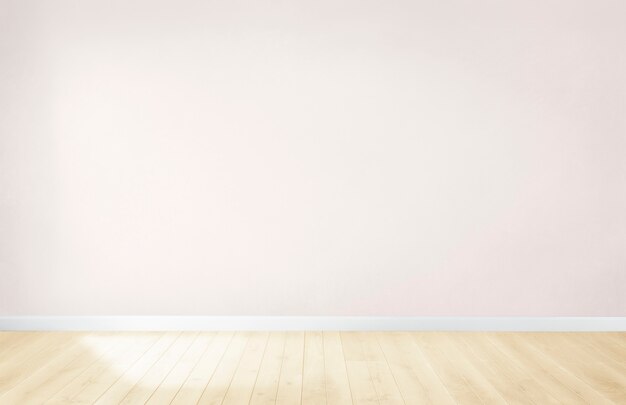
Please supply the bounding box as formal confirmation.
[0,332,625,404]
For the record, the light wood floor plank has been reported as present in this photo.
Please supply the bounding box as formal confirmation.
[486,333,611,404]
[526,332,626,403]
[119,332,198,404]
[196,331,250,405]
[275,331,305,405]
[250,331,287,405]
[0,331,624,404]
[0,332,45,362]
[302,331,327,405]
[0,333,118,404]
[605,332,626,349]
[93,332,176,404]
[145,332,214,404]
[0,332,79,395]
[222,332,269,405]
[413,333,483,404]
[344,330,406,403]
[322,332,352,404]
[367,360,404,405]
[377,332,455,404]
[457,333,562,404]
[356,333,404,405]
[345,361,378,405]
[341,332,378,404]
[340,331,365,361]
[170,331,234,404]
[568,333,626,375]
[45,332,161,405]
[415,332,506,405]
[70,333,161,404]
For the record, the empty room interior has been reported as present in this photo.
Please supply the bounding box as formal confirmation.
[1,0,625,403]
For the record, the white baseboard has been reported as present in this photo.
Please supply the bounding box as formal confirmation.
[0,316,625,331]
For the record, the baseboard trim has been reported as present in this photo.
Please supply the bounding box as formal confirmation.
[0,316,625,331]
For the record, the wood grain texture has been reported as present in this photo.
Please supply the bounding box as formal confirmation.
[0,331,623,404]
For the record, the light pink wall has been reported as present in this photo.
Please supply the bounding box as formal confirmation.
[1,0,625,316]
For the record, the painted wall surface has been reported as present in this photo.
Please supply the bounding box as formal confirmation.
[1,0,625,316]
